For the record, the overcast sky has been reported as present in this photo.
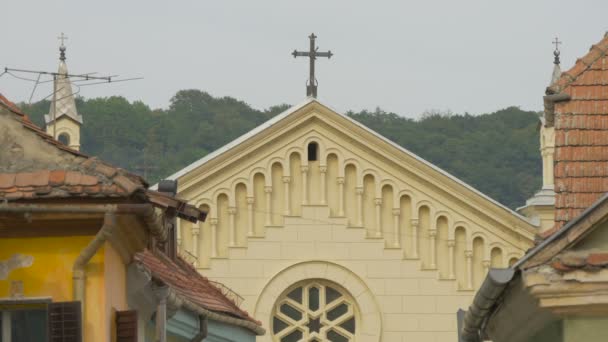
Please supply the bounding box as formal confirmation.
[1,1,607,118]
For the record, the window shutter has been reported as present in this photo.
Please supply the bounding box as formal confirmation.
[47,301,82,342]
[116,310,138,342]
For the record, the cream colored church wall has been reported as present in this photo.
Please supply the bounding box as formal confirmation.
[45,116,81,150]
[174,106,534,341]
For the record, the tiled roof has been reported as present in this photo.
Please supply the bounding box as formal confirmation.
[550,250,608,272]
[0,94,148,200]
[552,33,608,230]
[0,159,146,200]
[133,250,261,327]
[0,94,207,222]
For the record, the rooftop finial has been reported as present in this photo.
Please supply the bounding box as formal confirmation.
[292,33,333,98]
[553,36,562,65]
[58,32,68,61]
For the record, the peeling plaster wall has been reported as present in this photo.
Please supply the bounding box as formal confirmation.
[0,109,84,173]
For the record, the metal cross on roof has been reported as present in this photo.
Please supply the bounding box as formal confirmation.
[58,32,68,47]
[553,36,562,65]
[553,37,562,51]
[292,33,333,98]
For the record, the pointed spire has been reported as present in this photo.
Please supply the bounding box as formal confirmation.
[550,37,562,86]
[44,33,83,126]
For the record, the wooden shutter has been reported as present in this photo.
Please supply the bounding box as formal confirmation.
[116,310,138,342]
[47,301,82,342]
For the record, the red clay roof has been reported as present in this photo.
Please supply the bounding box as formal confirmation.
[0,159,146,200]
[133,249,261,328]
[552,33,608,230]
[551,251,608,272]
[0,93,148,200]
[0,94,207,221]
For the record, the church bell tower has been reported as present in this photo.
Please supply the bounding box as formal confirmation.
[44,33,83,151]
[517,38,562,232]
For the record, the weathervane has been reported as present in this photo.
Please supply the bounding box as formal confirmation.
[553,37,562,65]
[292,33,333,98]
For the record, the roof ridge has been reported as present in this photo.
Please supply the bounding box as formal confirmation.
[550,32,608,94]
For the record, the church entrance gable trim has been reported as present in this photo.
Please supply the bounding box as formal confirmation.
[164,99,535,240]
[254,260,382,342]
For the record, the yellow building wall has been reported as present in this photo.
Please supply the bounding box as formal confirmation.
[0,236,106,342]
[105,242,129,342]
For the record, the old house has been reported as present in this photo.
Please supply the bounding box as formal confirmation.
[0,90,264,341]
[461,32,608,342]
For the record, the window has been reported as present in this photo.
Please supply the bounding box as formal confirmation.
[272,280,357,342]
[0,300,81,342]
[307,142,318,161]
[57,133,70,146]
[116,310,138,342]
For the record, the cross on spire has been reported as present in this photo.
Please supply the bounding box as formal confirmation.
[553,36,562,65]
[58,32,68,61]
[292,33,333,98]
[58,32,68,47]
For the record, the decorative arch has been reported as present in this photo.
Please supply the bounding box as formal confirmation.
[284,148,304,171]
[212,188,233,207]
[397,189,416,204]
[267,157,286,173]
[343,158,362,187]
[55,125,75,137]
[415,200,435,214]
[323,148,344,170]
[249,167,269,187]
[302,135,326,165]
[434,211,452,226]
[361,169,381,195]
[231,178,251,197]
[254,261,382,341]
[379,179,399,204]
[451,221,471,240]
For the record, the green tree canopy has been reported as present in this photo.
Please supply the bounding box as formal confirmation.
[20,91,540,209]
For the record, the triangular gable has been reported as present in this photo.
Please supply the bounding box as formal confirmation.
[161,98,536,239]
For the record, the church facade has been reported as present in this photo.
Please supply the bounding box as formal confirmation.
[166,99,536,341]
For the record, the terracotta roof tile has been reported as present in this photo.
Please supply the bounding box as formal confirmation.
[550,251,608,272]
[48,170,66,186]
[0,93,206,223]
[133,250,261,328]
[587,253,608,267]
[0,174,16,189]
[15,171,49,187]
[551,35,608,233]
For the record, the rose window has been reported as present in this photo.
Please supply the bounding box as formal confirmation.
[272,280,357,342]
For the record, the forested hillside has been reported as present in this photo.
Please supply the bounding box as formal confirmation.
[21,90,541,209]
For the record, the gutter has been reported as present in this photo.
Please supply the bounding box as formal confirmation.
[190,316,208,342]
[460,193,608,341]
[0,203,167,242]
[73,212,116,314]
[165,286,266,336]
[460,269,515,342]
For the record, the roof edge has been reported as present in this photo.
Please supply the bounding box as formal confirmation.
[156,97,534,230]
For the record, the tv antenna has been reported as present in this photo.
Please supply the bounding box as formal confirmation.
[0,32,143,139]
